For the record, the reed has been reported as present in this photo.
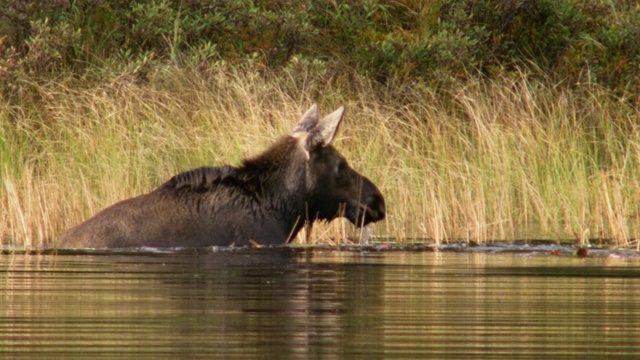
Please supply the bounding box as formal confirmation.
[1,66,639,248]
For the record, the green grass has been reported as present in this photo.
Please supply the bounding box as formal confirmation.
[2,66,639,248]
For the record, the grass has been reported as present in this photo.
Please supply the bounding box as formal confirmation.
[1,65,639,249]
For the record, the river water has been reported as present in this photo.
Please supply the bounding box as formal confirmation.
[2,246,640,359]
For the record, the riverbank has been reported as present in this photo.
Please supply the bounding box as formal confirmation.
[2,65,639,248]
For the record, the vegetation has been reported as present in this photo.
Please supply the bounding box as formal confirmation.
[1,0,639,248]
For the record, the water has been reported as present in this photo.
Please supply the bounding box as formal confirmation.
[2,247,640,359]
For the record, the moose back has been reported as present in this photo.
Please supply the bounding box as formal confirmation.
[58,104,386,248]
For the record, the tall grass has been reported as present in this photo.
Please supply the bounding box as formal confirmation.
[1,66,639,248]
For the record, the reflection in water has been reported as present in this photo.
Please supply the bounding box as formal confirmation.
[2,249,640,358]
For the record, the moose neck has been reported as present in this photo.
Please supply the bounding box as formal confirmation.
[239,136,310,240]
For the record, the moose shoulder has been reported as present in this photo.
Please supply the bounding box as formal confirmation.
[58,104,386,249]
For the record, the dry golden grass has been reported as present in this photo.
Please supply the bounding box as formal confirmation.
[2,66,639,249]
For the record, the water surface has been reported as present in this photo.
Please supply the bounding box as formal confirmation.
[2,247,640,359]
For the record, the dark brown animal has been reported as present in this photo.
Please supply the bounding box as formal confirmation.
[58,104,385,248]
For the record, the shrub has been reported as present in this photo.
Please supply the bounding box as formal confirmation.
[0,0,637,100]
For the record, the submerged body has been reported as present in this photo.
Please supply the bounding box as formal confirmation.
[58,105,385,248]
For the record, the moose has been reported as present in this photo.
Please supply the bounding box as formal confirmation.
[58,104,386,248]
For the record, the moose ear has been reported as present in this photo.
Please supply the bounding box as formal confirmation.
[306,105,345,149]
[292,103,319,136]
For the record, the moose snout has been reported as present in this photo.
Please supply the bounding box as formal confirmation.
[358,191,386,226]
[367,192,386,221]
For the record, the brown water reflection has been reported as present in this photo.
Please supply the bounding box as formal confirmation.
[2,249,640,359]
